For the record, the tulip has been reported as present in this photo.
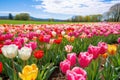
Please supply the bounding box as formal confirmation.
[49,39,55,44]
[117,37,120,44]
[61,31,66,36]
[98,42,108,54]
[46,44,51,49]
[0,62,2,73]
[18,46,32,60]
[60,59,71,74]
[88,45,100,59]
[107,44,117,55]
[65,45,73,53]
[51,31,56,37]
[102,53,108,59]
[66,70,77,80]
[66,67,87,80]
[72,67,87,79]
[67,53,76,66]
[34,50,44,59]
[0,44,3,54]
[30,42,37,50]
[54,39,62,44]
[19,64,38,80]
[4,39,12,45]
[1,44,18,58]
[78,52,93,68]
[43,35,51,43]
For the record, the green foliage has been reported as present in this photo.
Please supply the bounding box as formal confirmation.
[14,13,30,20]
[8,13,13,20]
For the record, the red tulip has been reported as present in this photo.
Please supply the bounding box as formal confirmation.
[0,62,2,73]
[0,44,3,54]
[34,50,44,59]
[54,39,62,44]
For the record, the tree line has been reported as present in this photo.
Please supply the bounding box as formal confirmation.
[8,13,30,21]
[67,3,120,22]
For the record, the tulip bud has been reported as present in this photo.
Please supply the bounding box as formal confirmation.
[65,45,73,53]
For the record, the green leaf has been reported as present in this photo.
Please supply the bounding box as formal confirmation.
[13,62,22,72]
[4,63,14,80]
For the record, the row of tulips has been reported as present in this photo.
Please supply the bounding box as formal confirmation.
[0,23,120,80]
[60,42,118,80]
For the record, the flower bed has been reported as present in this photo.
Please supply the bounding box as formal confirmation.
[0,23,120,80]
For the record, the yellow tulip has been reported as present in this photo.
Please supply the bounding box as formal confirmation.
[19,64,38,80]
[107,44,117,55]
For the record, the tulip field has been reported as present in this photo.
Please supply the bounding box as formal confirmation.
[0,22,120,80]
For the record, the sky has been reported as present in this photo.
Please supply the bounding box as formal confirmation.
[0,0,120,20]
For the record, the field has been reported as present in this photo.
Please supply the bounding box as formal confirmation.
[0,22,120,80]
[0,20,73,24]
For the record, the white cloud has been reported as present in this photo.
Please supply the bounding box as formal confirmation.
[33,0,120,15]
[0,11,31,15]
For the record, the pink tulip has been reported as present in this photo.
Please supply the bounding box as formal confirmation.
[66,67,87,80]
[72,67,87,78]
[60,59,71,74]
[67,53,76,66]
[13,41,22,49]
[65,45,73,53]
[88,45,100,59]
[66,70,78,80]
[78,52,93,68]
[43,35,51,43]
[117,37,120,44]
[29,42,37,50]
[98,42,107,54]
[14,37,24,44]
[4,39,12,45]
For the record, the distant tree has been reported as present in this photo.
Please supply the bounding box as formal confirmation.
[110,3,120,22]
[48,18,54,22]
[105,3,120,22]
[14,13,30,20]
[8,13,13,20]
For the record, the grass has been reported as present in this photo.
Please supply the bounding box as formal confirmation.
[0,20,73,24]
[0,20,119,24]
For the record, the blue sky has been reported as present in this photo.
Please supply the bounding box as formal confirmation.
[0,0,119,19]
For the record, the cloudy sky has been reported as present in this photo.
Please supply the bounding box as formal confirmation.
[0,0,119,19]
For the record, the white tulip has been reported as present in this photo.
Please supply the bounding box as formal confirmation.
[1,44,18,58]
[18,46,32,60]
[52,31,56,37]
[46,44,51,50]
[61,31,65,36]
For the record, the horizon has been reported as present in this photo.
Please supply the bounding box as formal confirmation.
[0,0,120,20]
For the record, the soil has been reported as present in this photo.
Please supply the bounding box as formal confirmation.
[49,68,66,80]
[0,73,9,80]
